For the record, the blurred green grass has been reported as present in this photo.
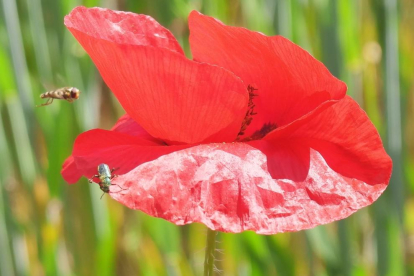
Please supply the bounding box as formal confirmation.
[0,0,413,275]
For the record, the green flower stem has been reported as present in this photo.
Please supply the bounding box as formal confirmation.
[204,228,218,276]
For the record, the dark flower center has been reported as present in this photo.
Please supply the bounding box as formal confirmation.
[237,85,258,138]
[236,85,277,142]
[249,123,278,140]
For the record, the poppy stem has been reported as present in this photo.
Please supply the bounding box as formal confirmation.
[203,228,217,276]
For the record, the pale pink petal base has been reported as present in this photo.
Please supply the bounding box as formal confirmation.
[110,143,386,234]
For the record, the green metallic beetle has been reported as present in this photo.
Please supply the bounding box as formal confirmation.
[88,163,124,198]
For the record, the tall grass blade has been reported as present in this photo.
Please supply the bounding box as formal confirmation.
[5,98,36,186]
[384,0,404,223]
[383,0,405,273]
[25,0,53,83]
[0,116,15,276]
[2,0,34,114]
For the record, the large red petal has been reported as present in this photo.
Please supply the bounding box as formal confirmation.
[62,129,190,183]
[110,142,387,234]
[65,7,248,144]
[189,11,346,138]
[61,115,190,183]
[265,96,392,185]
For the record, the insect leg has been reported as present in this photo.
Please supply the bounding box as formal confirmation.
[100,192,105,199]
[37,98,54,107]
[88,174,99,183]
[110,168,118,180]
[110,184,126,192]
[45,98,53,105]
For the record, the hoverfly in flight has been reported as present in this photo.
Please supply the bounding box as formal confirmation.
[37,87,80,107]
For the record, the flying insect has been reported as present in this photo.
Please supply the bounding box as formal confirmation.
[37,87,80,107]
[88,164,125,199]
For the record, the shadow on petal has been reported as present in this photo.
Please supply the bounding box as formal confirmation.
[248,139,310,182]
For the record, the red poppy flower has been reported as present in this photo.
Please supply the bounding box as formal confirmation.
[62,7,392,234]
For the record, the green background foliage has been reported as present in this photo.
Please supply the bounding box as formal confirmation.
[0,0,412,275]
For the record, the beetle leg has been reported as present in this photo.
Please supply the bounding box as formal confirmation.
[100,192,105,199]
[111,184,126,191]
[88,174,99,183]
